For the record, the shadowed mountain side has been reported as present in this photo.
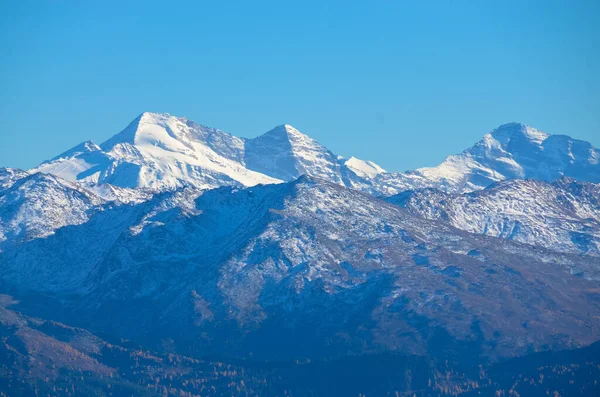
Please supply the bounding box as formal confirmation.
[1,177,599,364]
[1,296,598,396]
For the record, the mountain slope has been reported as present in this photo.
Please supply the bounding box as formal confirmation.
[0,294,280,397]
[0,172,105,249]
[3,293,598,397]
[1,176,599,362]
[387,178,600,255]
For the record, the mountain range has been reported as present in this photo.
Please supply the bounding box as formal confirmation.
[31,113,600,195]
[2,112,600,396]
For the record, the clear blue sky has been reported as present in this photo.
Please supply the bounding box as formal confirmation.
[1,0,598,172]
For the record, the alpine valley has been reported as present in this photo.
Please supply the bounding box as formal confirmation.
[1,112,600,396]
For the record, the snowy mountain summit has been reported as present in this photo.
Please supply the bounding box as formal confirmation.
[32,112,395,193]
[33,112,280,190]
[31,114,600,195]
[405,123,600,193]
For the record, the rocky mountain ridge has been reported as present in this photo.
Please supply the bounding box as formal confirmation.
[30,113,600,196]
[387,177,600,255]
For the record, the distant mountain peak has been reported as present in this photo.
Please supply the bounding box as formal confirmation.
[100,111,180,150]
[244,124,339,181]
[344,156,386,178]
[51,141,101,162]
[99,113,144,149]
[31,113,280,190]
[261,124,310,141]
[409,122,599,193]
[488,122,549,145]
[28,113,600,196]
[135,111,174,123]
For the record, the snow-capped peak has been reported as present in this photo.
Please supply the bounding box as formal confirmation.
[101,112,183,150]
[263,124,300,135]
[487,122,549,146]
[257,124,323,154]
[405,122,600,193]
[50,141,101,162]
[28,114,600,196]
[244,124,342,182]
[33,112,281,190]
[32,113,398,193]
[344,157,386,178]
